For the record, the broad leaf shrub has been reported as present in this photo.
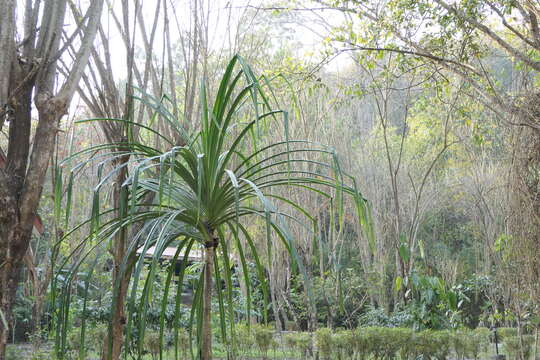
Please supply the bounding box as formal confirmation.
[359,305,413,327]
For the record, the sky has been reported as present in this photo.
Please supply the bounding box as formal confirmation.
[99,0,354,80]
[12,0,355,122]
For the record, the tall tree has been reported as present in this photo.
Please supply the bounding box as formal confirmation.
[64,1,190,357]
[300,0,540,307]
[0,0,103,358]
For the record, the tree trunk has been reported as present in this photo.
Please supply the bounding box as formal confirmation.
[201,235,217,360]
[0,1,103,358]
[0,220,33,359]
[0,88,56,360]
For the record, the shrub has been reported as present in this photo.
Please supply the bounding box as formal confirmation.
[252,324,274,356]
[451,329,468,360]
[30,351,49,360]
[86,323,107,356]
[463,328,489,360]
[394,328,414,360]
[503,335,535,360]
[333,330,356,360]
[284,332,297,351]
[362,327,386,360]
[431,330,451,360]
[315,328,333,359]
[353,328,370,360]
[359,306,413,328]
[414,330,438,360]
[378,328,403,360]
[67,327,82,356]
[5,346,20,360]
[498,327,518,341]
[234,323,254,355]
[172,327,190,356]
[286,332,312,357]
[270,338,280,356]
[144,330,161,360]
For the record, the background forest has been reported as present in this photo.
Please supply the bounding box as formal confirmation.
[0,0,539,360]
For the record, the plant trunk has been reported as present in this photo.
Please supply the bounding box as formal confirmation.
[102,269,130,360]
[201,235,216,360]
[102,159,130,360]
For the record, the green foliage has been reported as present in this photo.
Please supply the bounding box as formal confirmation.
[359,306,413,327]
[451,328,489,360]
[252,323,274,355]
[305,326,494,360]
[395,328,415,360]
[498,327,518,341]
[452,329,468,360]
[270,337,280,356]
[144,330,161,360]
[4,347,19,360]
[413,330,438,360]
[432,330,452,360]
[56,55,369,360]
[332,330,356,360]
[67,327,82,355]
[404,271,466,329]
[30,351,50,360]
[315,327,333,359]
[174,327,190,355]
[503,335,535,360]
[234,323,255,354]
[284,331,312,356]
[85,323,107,356]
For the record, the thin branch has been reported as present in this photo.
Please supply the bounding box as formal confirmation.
[340,44,482,77]
[434,0,540,72]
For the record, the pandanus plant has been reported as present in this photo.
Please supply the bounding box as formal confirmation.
[54,55,373,360]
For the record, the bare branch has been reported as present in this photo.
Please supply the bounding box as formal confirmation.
[57,0,105,102]
[0,0,16,131]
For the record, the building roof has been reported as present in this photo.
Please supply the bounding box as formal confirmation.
[136,246,203,262]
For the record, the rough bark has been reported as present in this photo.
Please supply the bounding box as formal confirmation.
[0,1,103,358]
